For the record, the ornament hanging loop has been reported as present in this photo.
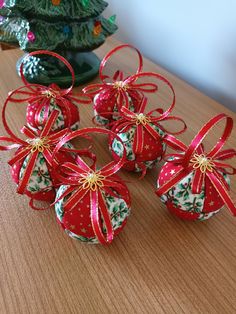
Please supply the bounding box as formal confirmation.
[99,44,144,83]
[182,113,234,169]
[19,50,76,95]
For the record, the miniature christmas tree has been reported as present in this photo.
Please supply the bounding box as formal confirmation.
[0,0,117,86]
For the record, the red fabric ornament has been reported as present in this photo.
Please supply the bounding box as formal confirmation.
[83,44,157,128]
[19,50,90,131]
[53,128,131,245]
[109,78,186,176]
[156,114,236,221]
[93,87,142,127]
[55,173,131,244]
[25,83,80,131]
[0,108,87,210]
[158,162,230,221]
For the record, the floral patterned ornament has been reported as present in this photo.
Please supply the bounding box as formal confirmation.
[83,44,158,128]
[0,110,76,209]
[17,50,91,131]
[110,96,186,176]
[52,127,131,245]
[156,114,236,221]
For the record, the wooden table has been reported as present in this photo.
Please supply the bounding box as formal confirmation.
[0,38,236,314]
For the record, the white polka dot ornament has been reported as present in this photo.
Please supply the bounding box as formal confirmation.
[156,114,236,221]
[53,128,131,245]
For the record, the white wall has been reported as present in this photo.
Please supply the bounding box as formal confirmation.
[106,0,236,112]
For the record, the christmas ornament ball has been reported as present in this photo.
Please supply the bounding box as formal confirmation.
[157,161,230,221]
[55,180,131,244]
[26,94,80,132]
[110,124,166,173]
[93,89,142,127]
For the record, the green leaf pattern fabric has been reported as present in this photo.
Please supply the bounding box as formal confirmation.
[19,143,74,194]
[159,171,230,221]
[112,124,165,172]
[19,152,52,193]
[55,185,131,244]
[35,99,79,131]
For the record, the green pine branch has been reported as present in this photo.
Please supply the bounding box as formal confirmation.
[0,16,117,52]
[1,0,108,21]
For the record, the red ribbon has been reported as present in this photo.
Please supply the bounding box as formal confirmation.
[52,127,130,245]
[15,50,91,128]
[156,113,236,216]
[0,110,69,195]
[112,96,186,155]
[83,44,157,111]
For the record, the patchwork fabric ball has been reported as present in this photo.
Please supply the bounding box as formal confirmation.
[157,161,230,221]
[83,44,161,128]
[108,94,185,175]
[110,123,166,173]
[55,175,131,244]
[26,84,80,132]
[156,114,236,221]
[53,127,132,244]
[93,88,142,127]
[0,110,78,208]
[19,50,88,132]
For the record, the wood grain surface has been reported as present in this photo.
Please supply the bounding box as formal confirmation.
[0,38,236,314]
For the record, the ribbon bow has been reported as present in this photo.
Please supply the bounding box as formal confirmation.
[83,44,157,110]
[156,114,236,215]
[14,50,91,128]
[112,97,186,155]
[52,127,129,245]
[0,110,69,195]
